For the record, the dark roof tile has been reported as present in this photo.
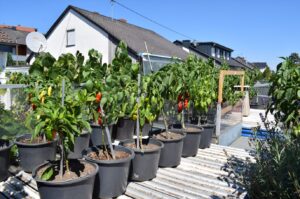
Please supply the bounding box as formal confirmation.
[70,6,188,59]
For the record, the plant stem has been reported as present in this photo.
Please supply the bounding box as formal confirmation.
[162,110,169,133]
[181,109,186,129]
[59,136,64,179]
[136,74,141,149]
[198,116,201,126]
[99,103,116,159]
[66,159,70,174]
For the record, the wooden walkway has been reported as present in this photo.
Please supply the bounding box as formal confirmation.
[0,144,254,199]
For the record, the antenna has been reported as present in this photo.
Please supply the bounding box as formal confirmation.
[26,32,47,53]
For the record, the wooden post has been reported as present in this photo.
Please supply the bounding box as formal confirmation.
[215,70,245,140]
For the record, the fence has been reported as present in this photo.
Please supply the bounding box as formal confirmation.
[251,81,271,108]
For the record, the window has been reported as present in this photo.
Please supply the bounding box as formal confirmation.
[226,52,230,60]
[211,47,215,57]
[216,48,220,58]
[66,29,75,47]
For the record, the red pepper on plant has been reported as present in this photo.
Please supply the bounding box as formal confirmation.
[177,94,182,102]
[98,116,102,125]
[32,103,37,110]
[95,92,102,103]
[178,101,183,113]
[184,98,189,109]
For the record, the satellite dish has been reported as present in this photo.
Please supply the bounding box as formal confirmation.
[26,32,47,53]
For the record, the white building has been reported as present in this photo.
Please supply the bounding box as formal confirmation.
[28,5,188,73]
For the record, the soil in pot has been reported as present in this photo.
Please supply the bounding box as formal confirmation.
[171,125,203,157]
[84,145,134,198]
[90,124,113,146]
[121,138,163,181]
[153,131,186,168]
[16,134,57,173]
[199,123,215,149]
[0,140,13,181]
[68,132,90,159]
[112,118,135,141]
[33,159,98,199]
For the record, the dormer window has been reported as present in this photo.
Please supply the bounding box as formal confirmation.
[211,47,215,57]
[226,52,230,60]
[216,48,220,58]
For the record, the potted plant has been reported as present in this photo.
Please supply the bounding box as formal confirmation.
[83,62,135,198]
[188,58,218,149]
[107,42,139,141]
[83,94,135,198]
[161,57,203,157]
[26,52,92,159]
[120,73,164,181]
[30,78,98,199]
[0,103,19,181]
[148,63,186,167]
[14,79,58,173]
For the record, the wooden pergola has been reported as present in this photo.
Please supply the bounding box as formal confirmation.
[215,70,245,137]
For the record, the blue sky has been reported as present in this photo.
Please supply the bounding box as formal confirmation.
[1,0,299,70]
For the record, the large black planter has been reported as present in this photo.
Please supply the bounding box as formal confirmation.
[33,159,98,199]
[68,132,90,159]
[84,145,134,198]
[15,134,57,173]
[90,124,113,146]
[154,131,186,167]
[0,140,13,181]
[112,118,135,141]
[120,138,163,181]
[172,125,203,157]
[199,123,215,149]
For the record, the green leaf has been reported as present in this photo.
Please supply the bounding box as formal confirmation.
[41,166,54,181]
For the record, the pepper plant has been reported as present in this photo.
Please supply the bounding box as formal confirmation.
[187,57,218,125]
[26,77,91,180]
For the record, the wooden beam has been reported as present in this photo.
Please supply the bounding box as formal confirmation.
[218,70,245,103]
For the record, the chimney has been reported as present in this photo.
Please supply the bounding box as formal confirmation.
[118,18,127,23]
[182,40,191,47]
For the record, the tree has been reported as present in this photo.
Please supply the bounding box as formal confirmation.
[262,66,272,81]
[289,52,300,64]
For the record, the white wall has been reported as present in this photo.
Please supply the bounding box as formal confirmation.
[44,9,110,63]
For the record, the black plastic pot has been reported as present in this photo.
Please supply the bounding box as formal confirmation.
[172,125,203,157]
[90,124,113,146]
[15,134,57,173]
[0,140,13,181]
[112,118,135,141]
[68,132,90,159]
[84,145,134,198]
[154,131,186,168]
[33,159,98,199]
[120,138,163,181]
[199,123,215,149]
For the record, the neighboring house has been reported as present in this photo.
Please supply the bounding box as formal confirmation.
[174,40,253,70]
[28,5,188,74]
[0,25,36,69]
[251,62,268,72]
[235,56,254,70]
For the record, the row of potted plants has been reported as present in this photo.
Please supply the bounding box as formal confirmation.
[0,41,254,198]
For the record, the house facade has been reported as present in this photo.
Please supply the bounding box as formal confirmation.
[251,62,268,72]
[174,40,253,70]
[28,5,188,73]
[0,25,36,69]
